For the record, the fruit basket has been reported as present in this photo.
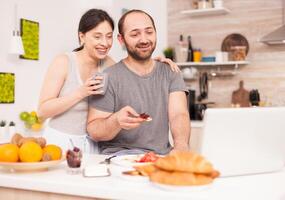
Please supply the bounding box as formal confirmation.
[0,158,65,172]
[0,133,64,172]
[19,111,44,136]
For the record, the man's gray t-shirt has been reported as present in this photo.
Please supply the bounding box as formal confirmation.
[89,60,188,155]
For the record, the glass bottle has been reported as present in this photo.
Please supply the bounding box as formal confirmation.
[187,36,194,62]
[175,35,188,62]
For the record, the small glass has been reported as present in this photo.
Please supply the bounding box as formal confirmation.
[66,147,82,175]
[193,49,202,62]
[93,72,108,95]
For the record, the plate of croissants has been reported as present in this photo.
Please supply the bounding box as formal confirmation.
[121,151,220,190]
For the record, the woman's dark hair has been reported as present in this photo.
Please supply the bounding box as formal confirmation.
[73,9,114,52]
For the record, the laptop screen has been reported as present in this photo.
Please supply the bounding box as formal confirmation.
[197,107,285,177]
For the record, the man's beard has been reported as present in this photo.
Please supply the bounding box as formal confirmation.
[125,41,156,61]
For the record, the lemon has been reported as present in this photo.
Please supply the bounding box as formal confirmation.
[31,123,42,132]
[30,111,37,117]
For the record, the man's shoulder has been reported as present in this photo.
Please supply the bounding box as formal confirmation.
[155,61,180,79]
[104,60,124,74]
[156,61,169,69]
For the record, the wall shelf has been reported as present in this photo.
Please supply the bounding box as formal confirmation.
[177,61,249,68]
[181,7,230,17]
[178,61,250,78]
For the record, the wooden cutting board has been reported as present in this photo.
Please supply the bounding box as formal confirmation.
[231,81,250,107]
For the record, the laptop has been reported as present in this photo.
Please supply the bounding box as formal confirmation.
[195,107,285,177]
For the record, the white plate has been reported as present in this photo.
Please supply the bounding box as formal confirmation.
[111,155,154,168]
[111,166,149,183]
[151,182,212,192]
[0,158,65,172]
[119,173,149,183]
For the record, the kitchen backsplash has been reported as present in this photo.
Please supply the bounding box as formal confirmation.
[167,0,285,107]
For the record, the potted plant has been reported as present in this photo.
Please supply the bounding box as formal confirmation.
[0,120,7,137]
[8,121,16,138]
[163,47,175,61]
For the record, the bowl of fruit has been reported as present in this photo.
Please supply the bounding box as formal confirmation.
[0,133,64,171]
[19,111,44,136]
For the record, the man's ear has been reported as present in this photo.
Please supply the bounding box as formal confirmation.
[117,34,125,46]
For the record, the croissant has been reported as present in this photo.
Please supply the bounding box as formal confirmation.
[150,170,213,186]
[133,164,158,176]
[197,170,220,178]
[155,151,214,174]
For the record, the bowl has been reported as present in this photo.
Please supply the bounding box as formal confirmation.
[182,68,197,80]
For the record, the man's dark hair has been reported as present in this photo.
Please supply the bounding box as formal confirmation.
[74,9,114,51]
[118,9,156,35]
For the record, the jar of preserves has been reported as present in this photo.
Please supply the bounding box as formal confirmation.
[198,0,213,9]
[230,46,246,61]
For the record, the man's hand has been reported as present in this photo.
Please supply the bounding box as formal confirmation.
[170,145,189,154]
[115,106,145,130]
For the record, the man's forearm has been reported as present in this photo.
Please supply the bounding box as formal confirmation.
[170,113,191,150]
[87,113,122,141]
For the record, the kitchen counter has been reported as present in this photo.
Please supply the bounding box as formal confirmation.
[0,154,284,200]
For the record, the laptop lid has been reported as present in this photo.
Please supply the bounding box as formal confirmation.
[197,107,285,177]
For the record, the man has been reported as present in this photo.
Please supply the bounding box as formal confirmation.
[87,9,191,155]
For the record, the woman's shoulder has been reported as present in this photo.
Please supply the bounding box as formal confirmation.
[51,53,71,67]
[53,53,70,65]
[102,56,116,68]
[48,53,70,74]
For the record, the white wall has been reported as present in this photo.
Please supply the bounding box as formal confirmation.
[0,0,167,132]
[110,0,168,60]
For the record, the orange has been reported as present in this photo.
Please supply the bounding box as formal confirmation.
[42,145,62,160]
[0,144,19,162]
[19,141,43,162]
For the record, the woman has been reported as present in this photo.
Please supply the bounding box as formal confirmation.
[38,9,180,153]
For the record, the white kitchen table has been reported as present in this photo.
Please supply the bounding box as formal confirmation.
[0,154,284,200]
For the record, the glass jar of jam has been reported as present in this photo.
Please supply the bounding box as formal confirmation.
[230,46,246,61]
[66,147,82,174]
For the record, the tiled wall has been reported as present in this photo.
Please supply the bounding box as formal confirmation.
[167,0,285,107]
